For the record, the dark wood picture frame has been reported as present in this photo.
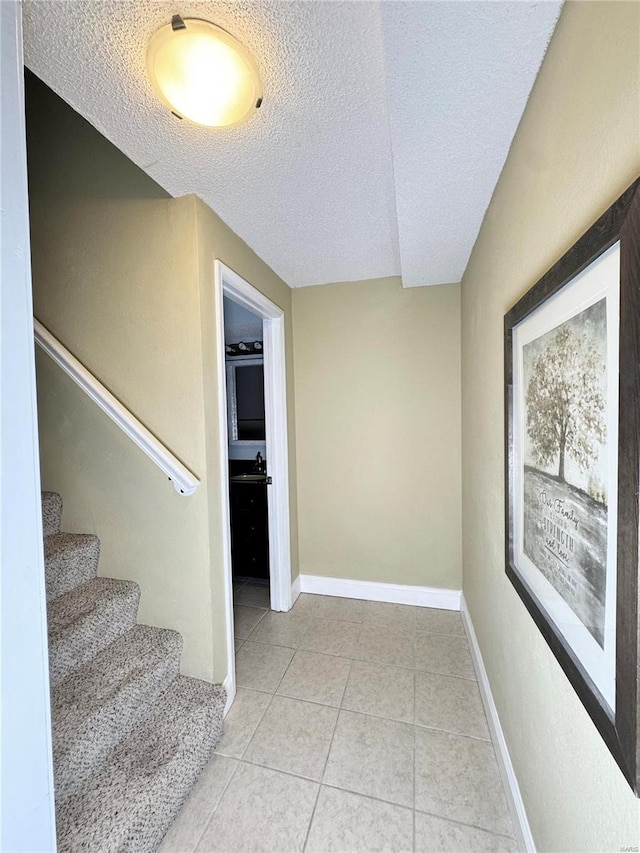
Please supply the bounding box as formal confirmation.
[504,178,640,793]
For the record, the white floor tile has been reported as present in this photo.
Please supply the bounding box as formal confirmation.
[215,688,271,758]
[415,727,513,836]
[174,593,518,853]
[342,659,414,722]
[196,763,318,852]
[244,695,338,780]
[277,650,351,706]
[307,786,413,853]
[323,710,414,807]
[235,641,294,692]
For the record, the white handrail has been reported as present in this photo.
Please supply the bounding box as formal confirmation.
[34,319,200,496]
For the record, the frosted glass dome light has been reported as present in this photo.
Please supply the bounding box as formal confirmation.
[147,16,262,128]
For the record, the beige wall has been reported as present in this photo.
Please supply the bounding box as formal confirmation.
[293,277,461,589]
[32,187,217,681]
[28,74,298,684]
[194,197,300,584]
[460,3,640,850]
[192,197,300,678]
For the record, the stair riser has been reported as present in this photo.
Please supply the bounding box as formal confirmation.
[54,634,182,803]
[45,534,100,601]
[42,491,63,536]
[49,584,140,686]
[42,490,225,853]
[56,677,225,853]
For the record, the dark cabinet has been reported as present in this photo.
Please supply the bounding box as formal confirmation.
[229,480,269,580]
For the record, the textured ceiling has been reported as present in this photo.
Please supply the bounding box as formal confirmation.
[22,1,561,289]
[382,1,562,287]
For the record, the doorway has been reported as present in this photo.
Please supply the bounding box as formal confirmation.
[214,261,292,710]
[224,298,271,640]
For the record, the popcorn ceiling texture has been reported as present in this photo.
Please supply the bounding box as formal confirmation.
[382,1,561,288]
[43,491,225,851]
[23,1,559,288]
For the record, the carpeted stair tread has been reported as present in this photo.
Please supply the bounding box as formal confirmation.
[45,532,100,601]
[52,624,184,804]
[56,675,226,853]
[42,489,226,848]
[42,491,63,536]
[48,577,140,686]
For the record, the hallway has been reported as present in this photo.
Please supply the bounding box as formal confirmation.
[161,593,516,852]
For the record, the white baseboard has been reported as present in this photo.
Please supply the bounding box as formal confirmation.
[461,595,534,853]
[298,574,461,611]
[290,574,301,606]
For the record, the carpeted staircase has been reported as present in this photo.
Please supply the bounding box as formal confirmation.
[42,491,226,853]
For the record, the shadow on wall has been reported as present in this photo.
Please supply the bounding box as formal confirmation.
[25,69,171,202]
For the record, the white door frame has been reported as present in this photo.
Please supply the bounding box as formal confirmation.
[1,1,57,847]
[214,261,292,711]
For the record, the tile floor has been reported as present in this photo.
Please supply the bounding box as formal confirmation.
[160,583,517,853]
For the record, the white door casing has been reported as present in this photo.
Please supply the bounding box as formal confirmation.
[214,261,292,713]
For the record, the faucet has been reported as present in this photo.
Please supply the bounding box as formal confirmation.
[254,452,265,473]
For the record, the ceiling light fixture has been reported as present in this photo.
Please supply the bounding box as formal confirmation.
[147,15,262,128]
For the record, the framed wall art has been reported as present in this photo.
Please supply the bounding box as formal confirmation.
[504,178,640,793]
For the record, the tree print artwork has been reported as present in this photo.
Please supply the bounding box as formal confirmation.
[522,299,608,647]
[504,190,640,787]
[526,325,606,484]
